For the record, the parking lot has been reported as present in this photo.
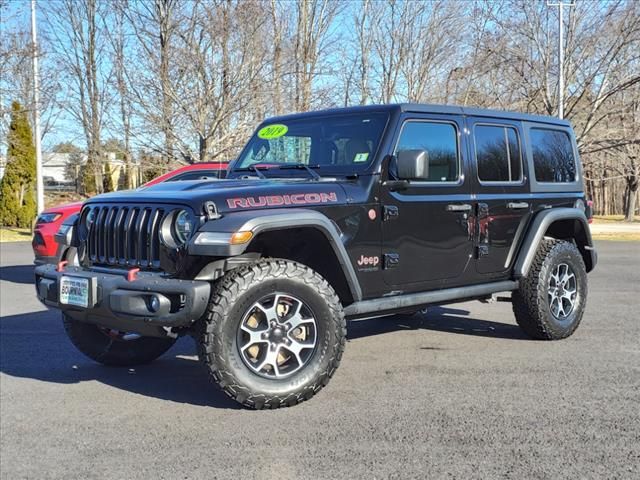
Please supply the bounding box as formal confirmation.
[1,240,638,479]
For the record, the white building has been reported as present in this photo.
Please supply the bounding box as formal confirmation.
[0,151,137,188]
[43,151,121,184]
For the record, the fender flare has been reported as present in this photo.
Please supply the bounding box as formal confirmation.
[189,209,362,302]
[514,207,596,278]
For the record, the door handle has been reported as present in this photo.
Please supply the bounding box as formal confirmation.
[446,204,472,212]
[507,202,529,210]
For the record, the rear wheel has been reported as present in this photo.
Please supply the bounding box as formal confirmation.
[198,259,346,409]
[63,314,176,366]
[512,239,587,340]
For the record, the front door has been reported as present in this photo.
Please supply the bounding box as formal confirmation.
[466,117,532,276]
[381,115,475,290]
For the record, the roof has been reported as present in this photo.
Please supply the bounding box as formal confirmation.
[265,103,570,127]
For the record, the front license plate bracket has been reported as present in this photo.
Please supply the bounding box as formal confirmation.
[59,275,97,308]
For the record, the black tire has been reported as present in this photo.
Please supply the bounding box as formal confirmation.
[197,259,346,409]
[63,314,177,366]
[512,239,588,340]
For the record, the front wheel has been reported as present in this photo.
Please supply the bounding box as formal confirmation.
[512,239,588,340]
[63,315,177,366]
[197,259,346,409]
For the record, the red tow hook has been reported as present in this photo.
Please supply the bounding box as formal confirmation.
[127,268,140,282]
[56,260,68,272]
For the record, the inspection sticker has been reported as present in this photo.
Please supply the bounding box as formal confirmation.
[354,152,369,163]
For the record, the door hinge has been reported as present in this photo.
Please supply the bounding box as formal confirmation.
[383,205,399,221]
[383,253,400,269]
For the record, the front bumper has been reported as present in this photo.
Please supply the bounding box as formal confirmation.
[34,264,211,337]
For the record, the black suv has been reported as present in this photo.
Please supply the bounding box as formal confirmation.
[35,104,597,409]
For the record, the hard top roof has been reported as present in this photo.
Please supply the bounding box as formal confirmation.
[265,103,571,127]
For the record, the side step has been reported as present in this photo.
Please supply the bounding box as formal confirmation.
[344,280,518,319]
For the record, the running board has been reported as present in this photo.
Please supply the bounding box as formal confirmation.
[344,280,518,319]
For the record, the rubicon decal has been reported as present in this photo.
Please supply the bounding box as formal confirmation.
[227,192,338,209]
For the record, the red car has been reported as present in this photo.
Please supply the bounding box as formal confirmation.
[32,162,227,264]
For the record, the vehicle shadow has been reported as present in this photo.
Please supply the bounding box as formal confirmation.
[0,264,34,285]
[0,309,241,409]
[1,305,528,409]
[348,305,529,341]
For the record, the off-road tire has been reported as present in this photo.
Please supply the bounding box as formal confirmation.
[63,314,177,366]
[512,239,587,340]
[197,259,346,409]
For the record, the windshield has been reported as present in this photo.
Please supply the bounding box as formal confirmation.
[233,112,389,174]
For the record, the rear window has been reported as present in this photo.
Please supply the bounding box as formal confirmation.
[530,128,576,183]
[474,125,522,183]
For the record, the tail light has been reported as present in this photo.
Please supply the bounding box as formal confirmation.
[574,198,593,224]
[586,200,594,224]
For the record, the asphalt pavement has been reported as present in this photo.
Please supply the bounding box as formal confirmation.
[1,241,639,479]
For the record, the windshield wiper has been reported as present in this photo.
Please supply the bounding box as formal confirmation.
[278,163,321,180]
[232,165,268,179]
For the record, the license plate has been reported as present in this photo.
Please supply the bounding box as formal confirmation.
[59,276,90,308]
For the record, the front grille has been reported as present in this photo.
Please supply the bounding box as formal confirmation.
[82,204,165,269]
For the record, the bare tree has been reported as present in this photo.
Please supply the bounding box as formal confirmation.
[47,0,108,194]
[352,0,376,105]
[104,0,134,188]
[124,0,181,165]
[292,0,342,111]
[0,3,61,151]
[4,0,638,218]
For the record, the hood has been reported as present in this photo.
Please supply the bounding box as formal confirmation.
[85,178,348,214]
[43,201,84,213]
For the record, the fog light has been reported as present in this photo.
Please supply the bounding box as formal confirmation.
[149,295,161,313]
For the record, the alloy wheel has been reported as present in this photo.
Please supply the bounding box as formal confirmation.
[237,293,318,379]
[548,263,577,319]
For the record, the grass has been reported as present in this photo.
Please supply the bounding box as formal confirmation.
[0,226,32,243]
[592,215,639,224]
[591,232,640,242]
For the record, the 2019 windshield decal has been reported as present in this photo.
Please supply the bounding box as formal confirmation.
[227,192,338,209]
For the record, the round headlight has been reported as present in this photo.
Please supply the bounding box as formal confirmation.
[173,210,193,245]
[86,209,95,224]
[79,208,96,239]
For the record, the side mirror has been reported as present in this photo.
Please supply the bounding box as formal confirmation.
[396,149,429,181]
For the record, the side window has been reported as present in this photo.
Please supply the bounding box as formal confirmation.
[474,125,522,183]
[530,128,576,183]
[395,121,459,182]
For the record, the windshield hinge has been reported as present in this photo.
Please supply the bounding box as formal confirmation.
[203,201,222,220]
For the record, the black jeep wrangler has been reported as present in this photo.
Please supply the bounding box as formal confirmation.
[35,104,597,409]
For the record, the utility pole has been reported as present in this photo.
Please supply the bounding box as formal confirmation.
[31,0,44,214]
[548,0,575,120]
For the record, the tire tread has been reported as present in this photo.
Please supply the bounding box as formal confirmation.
[197,258,346,409]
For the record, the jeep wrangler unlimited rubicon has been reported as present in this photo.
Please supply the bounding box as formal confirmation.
[35,104,597,409]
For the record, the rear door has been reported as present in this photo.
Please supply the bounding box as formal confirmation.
[467,118,531,276]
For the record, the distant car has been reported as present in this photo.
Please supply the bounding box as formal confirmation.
[32,162,228,264]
